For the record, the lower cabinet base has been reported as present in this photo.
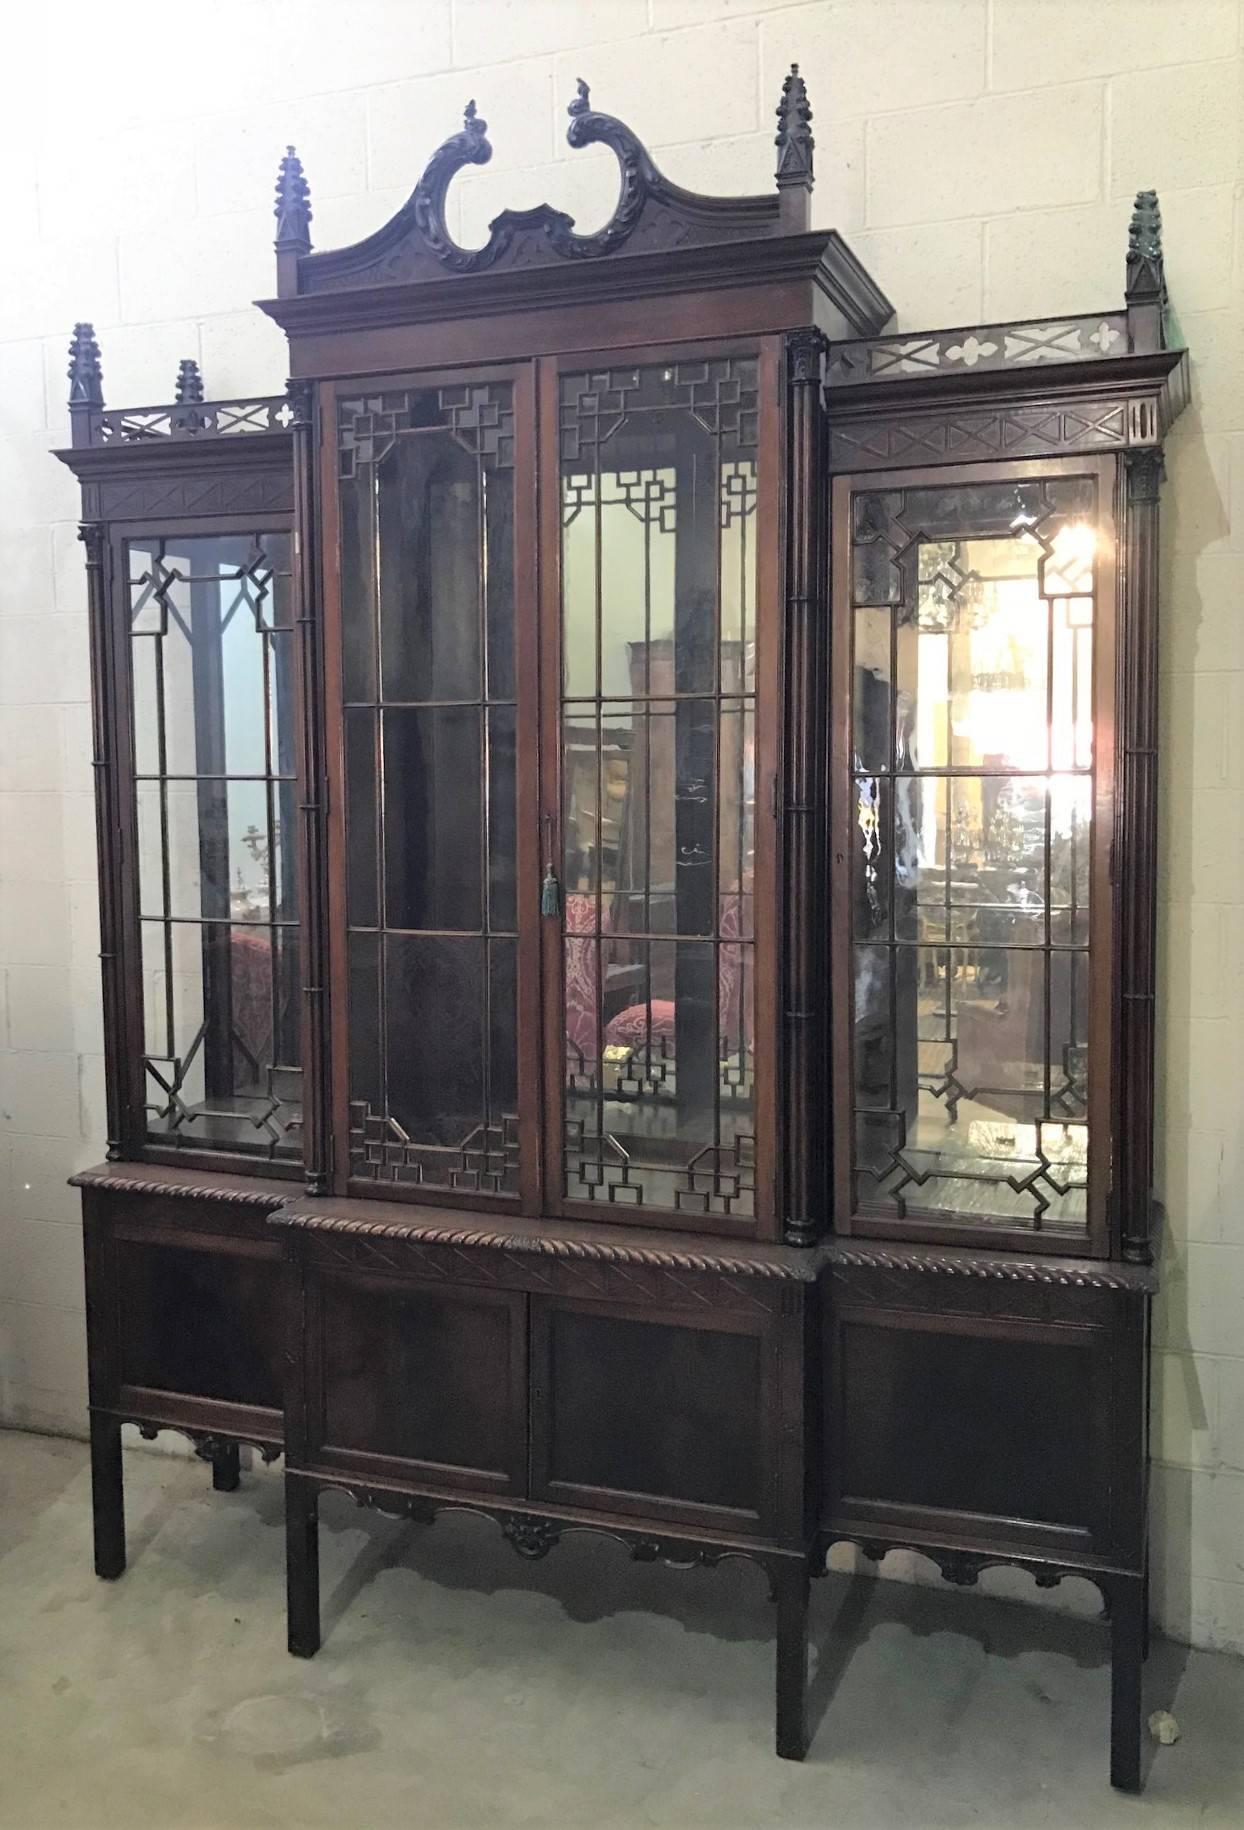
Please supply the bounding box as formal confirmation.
[77,1176,1157,1789]
[279,1469,1151,1781]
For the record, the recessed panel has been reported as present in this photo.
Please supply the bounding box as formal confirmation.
[319,1278,517,1480]
[835,1318,1097,1532]
[118,1240,282,1410]
[538,1307,764,1517]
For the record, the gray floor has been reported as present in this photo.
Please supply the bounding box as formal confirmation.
[0,1432,1240,1830]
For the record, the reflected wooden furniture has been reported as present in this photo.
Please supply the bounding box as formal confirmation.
[59,65,1186,1788]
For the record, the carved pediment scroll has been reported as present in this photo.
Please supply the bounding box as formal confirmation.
[296,76,793,296]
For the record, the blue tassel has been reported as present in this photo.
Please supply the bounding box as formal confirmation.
[541,865,561,917]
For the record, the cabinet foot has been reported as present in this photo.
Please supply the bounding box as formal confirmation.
[89,1413,125,1580]
[286,1475,321,1658]
[774,1559,810,1761]
[211,1442,241,1493]
[1110,1573,1145,1792]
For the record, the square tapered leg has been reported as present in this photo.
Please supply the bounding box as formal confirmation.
[775,1559,811,1761]
[89,1413,125,1580]
[1110,1573,1145,1792]
[286,1474,321,1659]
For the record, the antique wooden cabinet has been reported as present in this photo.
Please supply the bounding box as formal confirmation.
[56,361,301,1539]
[61,65,1187,1789]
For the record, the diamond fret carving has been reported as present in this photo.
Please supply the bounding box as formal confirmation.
[97,474,294,520]
[93,397,292,445]
[831,401,1130,470]
[828,315,1127,388]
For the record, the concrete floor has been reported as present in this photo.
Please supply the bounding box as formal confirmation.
[0,1432,1240,1830]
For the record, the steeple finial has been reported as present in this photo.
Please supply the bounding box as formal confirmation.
[775,64,814,202]
[1126,190,1163,287]
[67,322,103,409]
[1125,189,1167,352]
[174,358,204,405]
[274,145,312,254]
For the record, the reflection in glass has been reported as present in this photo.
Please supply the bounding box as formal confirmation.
[848,477,1098,1232]
[128,534,301,1159]
[338,383,519,1194]
[559,360,758,1217]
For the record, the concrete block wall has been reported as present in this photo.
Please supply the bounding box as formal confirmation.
[0,0,1240,1653]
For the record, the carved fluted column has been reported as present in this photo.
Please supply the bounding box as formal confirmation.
[782,329,829,1246]
[288,378,332,1192]
[1115,445,1165,1262]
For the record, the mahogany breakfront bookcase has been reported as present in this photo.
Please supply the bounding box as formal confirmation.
[58,67,1188,1787]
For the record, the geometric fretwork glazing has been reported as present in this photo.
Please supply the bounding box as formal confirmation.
[339,382,520,1195]
[128,532,302,1161]
[559,358,759,1217]
[849,476,1098,1233]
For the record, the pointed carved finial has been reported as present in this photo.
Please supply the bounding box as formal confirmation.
[174,358,204,405]
[569,78,591,118]
[274,145,312,253]
[463,98,487,137]
[776,64,814,190]
[1125,188,1166,351]
[775,63,814,232]
[1127,190,1163,277]
[67,321,103,409]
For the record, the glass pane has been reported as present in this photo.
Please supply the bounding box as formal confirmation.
[338,381,520,1196]
[140,916,300,1157]
[559,357,759,1218]
[344,708,378,928]
[127,534,301,1162]
[345,934,518,1196]
[379,432,482,703]
[383,706,482,932]
[847,476,1098,1234]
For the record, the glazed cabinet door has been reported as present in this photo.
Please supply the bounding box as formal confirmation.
[831,457,1117,1255]
[119,521,304,1170]
[328,370,540,1208]
[544,348,781,1235]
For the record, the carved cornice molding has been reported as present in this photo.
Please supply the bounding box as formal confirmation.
[824,1241,1155,1292]
[272,1208,817,1282]
[71,1165,292,1210]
